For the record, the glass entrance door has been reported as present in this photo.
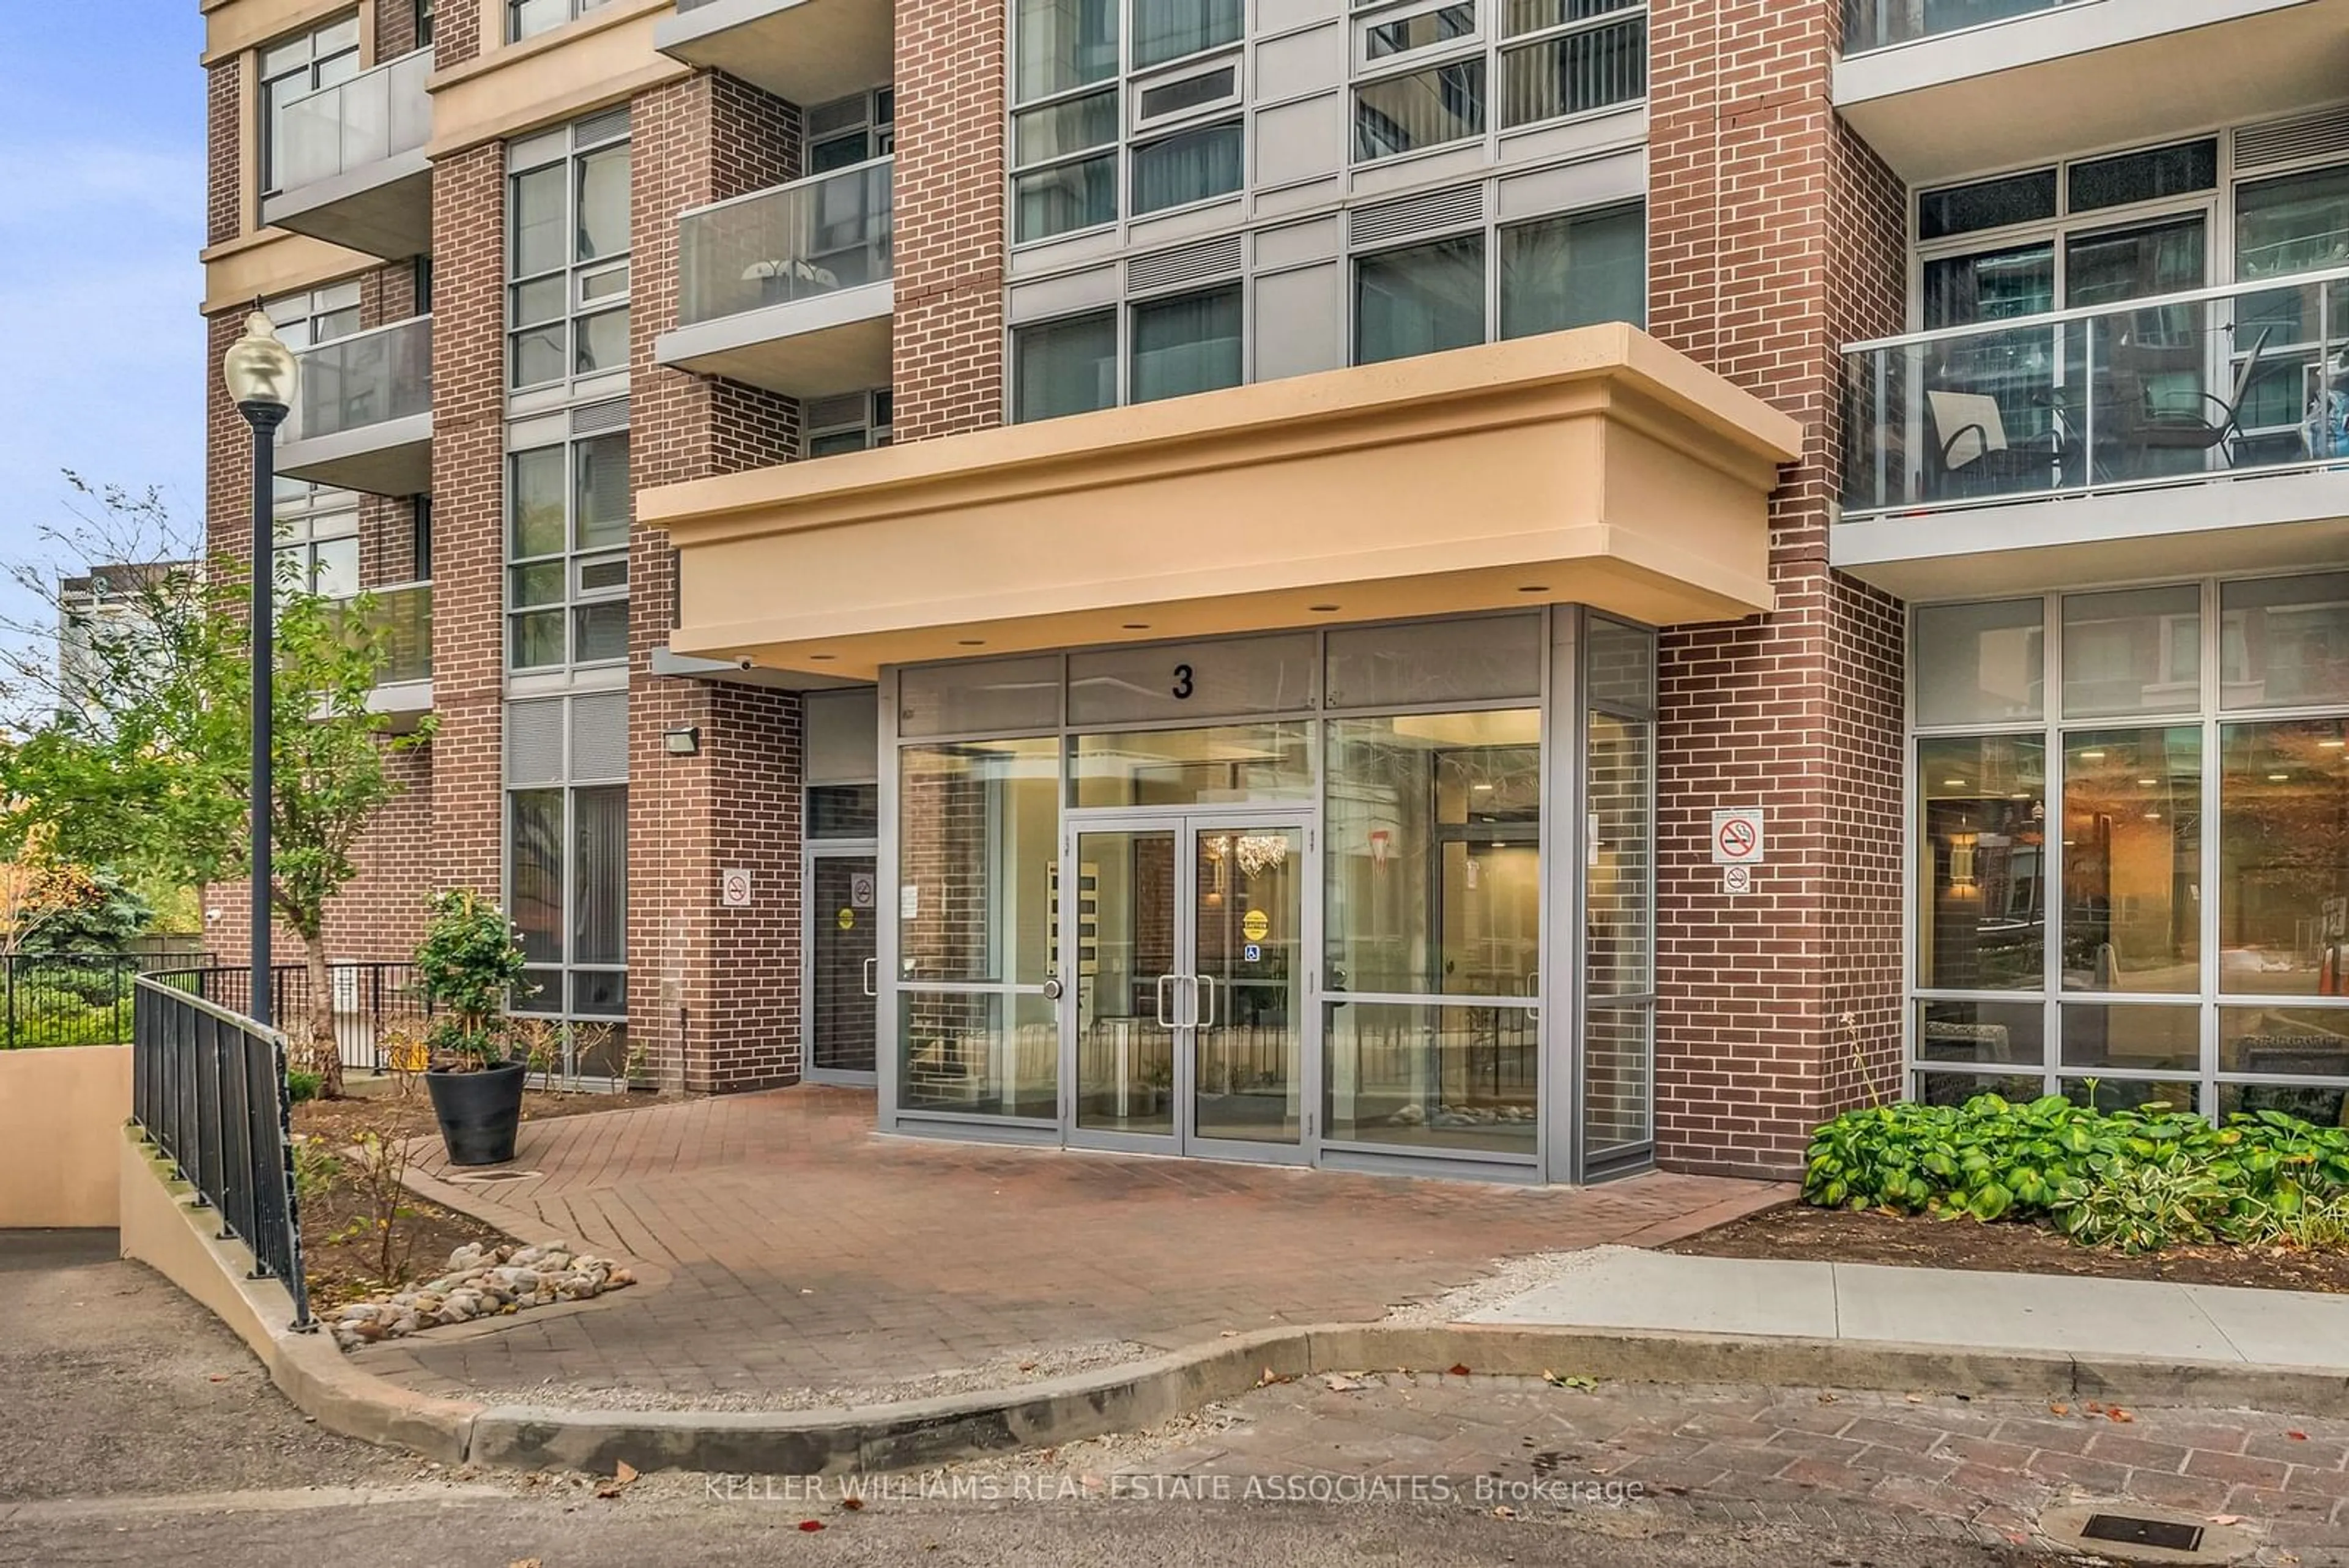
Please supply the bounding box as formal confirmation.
[807,850,879,1078]
[1065,816,1307,1159]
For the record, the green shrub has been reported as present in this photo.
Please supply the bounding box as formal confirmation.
[286,1068,324,1105]
[1805,1092,2349,1251]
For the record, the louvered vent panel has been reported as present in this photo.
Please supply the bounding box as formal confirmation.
[804,392,870,429]
[570,693,630,783]
[506,699,566,787]
[577,105,632,146]
[807,96,867,137]
[571,397,631,436]
[2236,106,2349,171]
[1348,184,1485,248]
[1127,235,1244,294]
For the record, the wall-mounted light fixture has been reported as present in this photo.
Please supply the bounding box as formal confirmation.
[665,725,702,757]
[1947,832,1979,899]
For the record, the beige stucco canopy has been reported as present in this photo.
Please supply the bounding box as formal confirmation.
[644,324,1803,682]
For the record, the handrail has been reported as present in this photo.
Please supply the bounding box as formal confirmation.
[1846,262,2349,354]
[278,46,433,116]
[677,153,894,225]
[297,311,435,357]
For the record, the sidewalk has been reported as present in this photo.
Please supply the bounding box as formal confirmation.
[369,1088,1784,1408]
[1468,1246,2349,1369]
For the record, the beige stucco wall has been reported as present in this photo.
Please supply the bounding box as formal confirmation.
[0,1046,131,1228]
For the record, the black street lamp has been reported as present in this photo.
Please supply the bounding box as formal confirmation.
[221,311,298,1029]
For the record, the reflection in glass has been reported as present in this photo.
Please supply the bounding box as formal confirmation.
[1324,711,1542,996]
[1586,713,1651,998]
[2221,574,2349,710]
[2062,729,2200,994]
[1913,600,2044,726]
[1323,1001,1537,1155]
[1194,827,1303,1145]
[2219,1007,2349,1076]
[1916,735,2046,990]
[898,739,1060,986]
[1917,1071,2048,1109]
[897,655,1063,738]
[899,991,1058,1118]
[2060,1003,2198,1072]
[1071,724,1312,809]
[2219,1077,2349,1129]
[2220,721,2349,995]
[1323,614,1542,709]
[1583,1005,1650,1157]
[1917,998,2044,1067]
[811,856,878,1074]
[1075,830,1179,1136]
[2063,585,2199,718]
[2062,1077,2198,1114]
[809,784,880,838]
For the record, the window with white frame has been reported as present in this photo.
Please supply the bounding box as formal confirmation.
[508,112,632,395]
[508,0,618,43]
[507,407,630,672]
[1349,0,1646,165]
[1010,0,1245,244]
[1907,576,2349,1120]
[260,12,360,195]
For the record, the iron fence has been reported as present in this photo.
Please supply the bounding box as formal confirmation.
[0,951,212,1050]
[131,976,312,1329]
[157,962,432,1073]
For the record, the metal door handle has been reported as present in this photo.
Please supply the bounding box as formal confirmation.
[1193,974,1217,1030]
[1155,973,1176,1030]
[861,958,877,998]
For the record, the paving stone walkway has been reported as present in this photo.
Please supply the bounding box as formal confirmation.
[966,1374,2349,1565]
[365,1087,1781,1405]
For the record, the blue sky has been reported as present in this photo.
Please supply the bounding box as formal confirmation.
[0,8,205,611]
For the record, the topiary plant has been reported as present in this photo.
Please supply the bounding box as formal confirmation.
[412,889,529,1072]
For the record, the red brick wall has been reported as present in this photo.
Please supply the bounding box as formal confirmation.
[208,62,242,248]
[432,0,480,67]
[628,72,811,1093]
[891,0,1006,441]
[1644,0,1912,1180]
[376,0,419,59]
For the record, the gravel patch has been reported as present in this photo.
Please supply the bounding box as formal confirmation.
[1378,1244,1620,1326]
[473,1339,1159,1413]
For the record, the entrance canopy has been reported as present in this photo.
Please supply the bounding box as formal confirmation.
[644,326,1803,682]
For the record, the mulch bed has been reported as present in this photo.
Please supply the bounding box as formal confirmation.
[1671,1202,2349,1295]
[292,1084,647,1312]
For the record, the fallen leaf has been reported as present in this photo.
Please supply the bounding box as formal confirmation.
[595,1460,639,1498]
[1257,1365,1294,1388]
[1018,1361,1037,1372]
[1542,1369,1598,1391]
[798,1519,826,1533]
[2086,1401,2106,1414]
[2107,1408,2134,1424]
[1816,1392,1839,1405]
[508,1561,543,1568]
[2049,1403,2070,1416]
[1491,1505,1518,1520]
[1220,1331,1238,1339]
[1448,1363,1473,1377]
[2288,1430,2309,1441]
[841,1496,866,1512]
[1904,1394,1925,1404]
[2209,1514,2246,1526]
[1325,1374,1364,1392]
[208,1373,230,1383]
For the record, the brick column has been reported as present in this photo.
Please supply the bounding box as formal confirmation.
[1644,0,1912,1179]
[891,0,1008,442]
[628,72,811,1094]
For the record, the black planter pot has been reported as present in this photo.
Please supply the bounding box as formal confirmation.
[424,1061,527,1167]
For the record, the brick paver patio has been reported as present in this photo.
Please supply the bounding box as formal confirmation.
[365,1087,1782,1405]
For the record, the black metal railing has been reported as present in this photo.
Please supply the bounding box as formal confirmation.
[132,976,312,1329]
[1,950,212,1050]
[157,962,432,1072]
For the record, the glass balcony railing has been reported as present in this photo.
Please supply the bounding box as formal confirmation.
[277,49,432,192]
[290,317,432,446]
[1844,0,2084,53]
[1843,267,2349,518]
[677,158,893,330]
[331,582,432,688]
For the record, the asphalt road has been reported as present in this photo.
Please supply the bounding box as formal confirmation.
[0,1230,2068,1567]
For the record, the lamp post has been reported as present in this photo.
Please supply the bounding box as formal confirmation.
[221,312,298,1029]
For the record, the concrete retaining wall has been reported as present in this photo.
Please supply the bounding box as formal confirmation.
[0,1045,130,1228]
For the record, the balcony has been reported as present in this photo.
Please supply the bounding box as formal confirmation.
[654,158,892,398]
[1836,267,2349,595]
[277,317,433,498]
[1835,0,2349,184]
[656,0,892,107]
[261,50,433,259]
[330,582,433,729]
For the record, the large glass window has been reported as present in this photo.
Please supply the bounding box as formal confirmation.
[508,780,628,1082]
[1134,0,1241,70]
[1910,576,2349,1115]
[260,13,360,195]
[1583,615,1657,1165]
[1130,121,1243,216]
[1130,285,1242,403]
[507,426,629,671]
[509,116,631,393]
[1351,0,1646,163]
[1013,311,1117,423]
[509,0,618,43]
[897,738,1061,1118]
[1356,234,1486,365]
[1499,203,1646,338]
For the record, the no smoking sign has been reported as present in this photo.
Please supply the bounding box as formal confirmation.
[1710,807,1765,866]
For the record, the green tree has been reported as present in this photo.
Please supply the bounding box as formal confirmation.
[0,481,431,1096]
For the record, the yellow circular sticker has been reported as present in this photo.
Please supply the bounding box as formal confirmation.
[837,908,856,931]
[1241,908,1270,943]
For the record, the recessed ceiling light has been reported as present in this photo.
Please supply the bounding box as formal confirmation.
[807,653,836,662]
[1518,585,1549,594]
[1122,623,1150,631]
[957,639,985,647]
[1308,604,1340,613]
